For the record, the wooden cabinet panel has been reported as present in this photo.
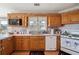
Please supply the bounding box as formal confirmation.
[14,36,29,50]
[23,16,28,27]
[70,13,79,24]
[0,40,2,55]
[62,10,79,24]
[8,14,28,27]
[21,36,29,50]
[30,36,45,50]
[14,36,22,50]
[2,38,13,55]
[62,13,71,24]
[48,15,61,27]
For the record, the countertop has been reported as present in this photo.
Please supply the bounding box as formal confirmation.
[61,35,79,40]
[0,34,13,40]
[0,33,57,40]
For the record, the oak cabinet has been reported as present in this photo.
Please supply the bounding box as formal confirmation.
[48,15,61,27]
[0,40,2,55]
[21,36,29,50]
[62,13,71,24]
[8,14,28,27]
[62,10,79,24]
[1,37,13,55]
[70,13,79,24]
[29,36,45,51]
[14,36,22,50]
[14,36,29,50]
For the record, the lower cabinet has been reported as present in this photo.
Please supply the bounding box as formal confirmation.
[45,36,56,51]
[1,37,13,55]
[21,36,29,50]
[14,36,29,50]
[14,36,45,51]
[29,36,45,51]
[0,40,2,54]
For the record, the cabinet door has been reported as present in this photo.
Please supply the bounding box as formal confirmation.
[14,36,22,50]
[45,36,56,50]
[2,38,13,55]
[62,13,71,24]
[21,36,29,50]
[70,13,79,24]
[48,16,61,27]
[0,40,2,55]
[30,36,45,50]
[38,39,45,50]
[23,16,28,27]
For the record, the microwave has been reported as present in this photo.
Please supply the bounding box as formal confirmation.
[9,19,22,25]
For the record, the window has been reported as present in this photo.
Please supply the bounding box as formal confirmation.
[0,17,8,34]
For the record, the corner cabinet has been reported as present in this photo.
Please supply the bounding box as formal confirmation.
[45,36,57,51]
[1,37,14,55]
[48,15,61,27]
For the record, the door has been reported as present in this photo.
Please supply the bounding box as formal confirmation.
[30,36,45,50]
[14,36,22,50]
[0,40,2,55]
[2,38,13,55]
[45,36,56,50]
[62,13,71,24]
[21,36,30,50]
[48,15,61,27]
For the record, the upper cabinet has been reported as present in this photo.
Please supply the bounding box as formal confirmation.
[8,13,28,27]
[8,13,62,27]
[62,13,71,24]
[70,13,79,24]
[48,15,61,27]
[28,16,47,32]
[61,10,79,24]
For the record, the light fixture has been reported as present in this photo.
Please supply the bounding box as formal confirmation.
[34,3,40,6]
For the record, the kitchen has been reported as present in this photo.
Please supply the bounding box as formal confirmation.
[0,3,79,55]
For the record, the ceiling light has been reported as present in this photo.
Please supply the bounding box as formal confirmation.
[34,3,40,6]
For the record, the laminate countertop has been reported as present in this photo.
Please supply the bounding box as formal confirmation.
[0,34,13,40]
[0,34,59,40]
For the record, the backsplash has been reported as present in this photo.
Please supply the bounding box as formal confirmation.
[59,24,79,35]
[8,26,28,34]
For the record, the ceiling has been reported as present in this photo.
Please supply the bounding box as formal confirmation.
[0,3,79,13]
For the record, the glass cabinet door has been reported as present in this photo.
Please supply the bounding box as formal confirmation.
[28,16,37,26]
[38,16,47,31]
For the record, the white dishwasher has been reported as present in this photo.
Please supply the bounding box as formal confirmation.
[45,36,56,50]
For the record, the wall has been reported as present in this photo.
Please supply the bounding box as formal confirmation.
[59,24,79,35]
[8,26,28,34]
